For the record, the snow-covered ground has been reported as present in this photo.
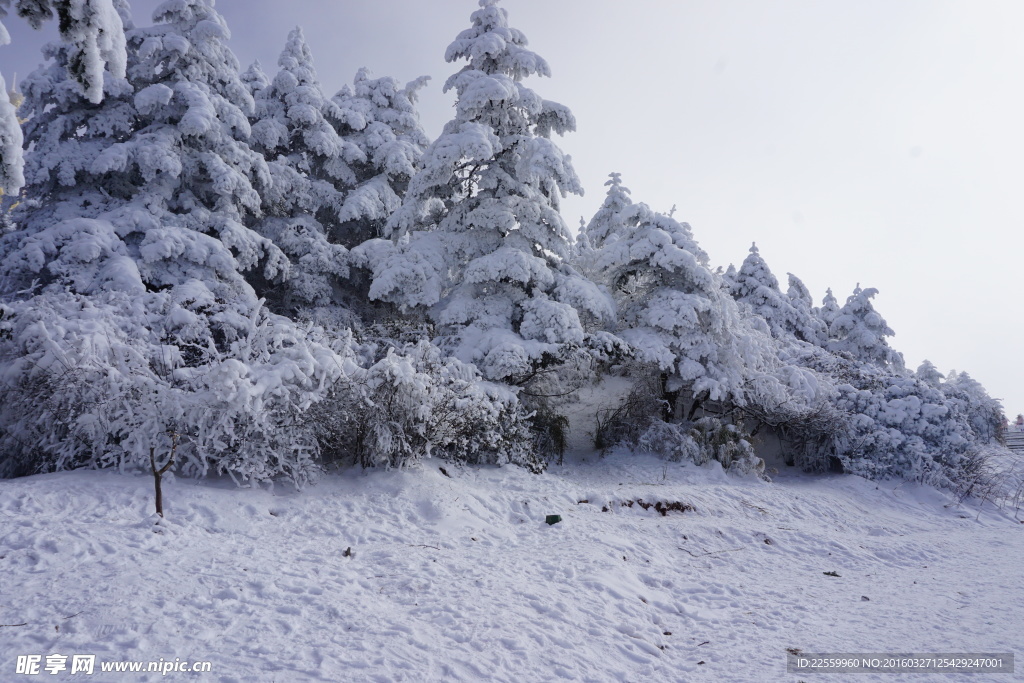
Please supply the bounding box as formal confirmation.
[1,453,1022,682]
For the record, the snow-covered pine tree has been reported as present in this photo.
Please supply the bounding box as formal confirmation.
[0,72,24,195]
[942,370,1004,444]
[0,0,348,484]
[333,67,431,248]
[729,243,824,345]
[582,173,769,418]
[916,359,944,388]
[721,262,738,292]
[828,285,904,371]
[786,272,827,345]
[0,0,130,200]
[818,287,841,331]
[246,26,357,317]
[0,0,126,103]
[786,272,811,306]
[329,68,433,327]
[367,0,610,386]
[239,58,269,100]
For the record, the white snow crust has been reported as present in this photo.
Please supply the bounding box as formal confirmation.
[1,453,1021,681]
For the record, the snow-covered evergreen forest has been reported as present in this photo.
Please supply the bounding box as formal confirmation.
[0,0,1008,493]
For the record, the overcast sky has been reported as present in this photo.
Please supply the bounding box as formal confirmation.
[3,0,1022,416]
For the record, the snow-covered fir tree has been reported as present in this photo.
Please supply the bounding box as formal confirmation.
[0,0,131,198]
[111,0,283,269]
[0,72,24,195]
[818,287,841,330]
[786,273,812,307]
[582,174,770,416]
[582,175,797,475]
[367,0,609,385]
[333,67,431,247]
[246,26,357,316]
[786,272,827,345]
[942,370,1004,445]
[250,27,364,220]
[728,243,824,345]
[8,15,138,217]
[0,0,348,483]
[721,262,738,292]
[577,172,633,251]
[916,359,945,387]
[828,285,904,371]
[331,67,432,325]
[0,0,127,103]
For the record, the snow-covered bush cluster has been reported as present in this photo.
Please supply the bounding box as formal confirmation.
[0,0,1006,490]
[308,339,539,473]
[578,173,1004,488]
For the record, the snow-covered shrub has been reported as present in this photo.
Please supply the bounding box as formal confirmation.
[0,290,351,485]
[789,345,983,488]
[310,340,540,471]
[745,394,849,473]
[526,405,569,465]
[637,420,703,464]
[725,263,1003,488]
[591,367,764,475]
[593,371,666,450]
[689,417,763,474]
[635,416,763,476]
[735,345,846,471]
[957,445,1024,510]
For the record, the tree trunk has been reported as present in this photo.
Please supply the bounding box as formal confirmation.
[149,433,178,518]
[152,454,164,517]
[660,373,678,422]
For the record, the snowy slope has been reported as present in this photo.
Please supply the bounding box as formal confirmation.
[1,453,1022,682]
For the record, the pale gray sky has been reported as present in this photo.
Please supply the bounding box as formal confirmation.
[4,0,1022,416]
